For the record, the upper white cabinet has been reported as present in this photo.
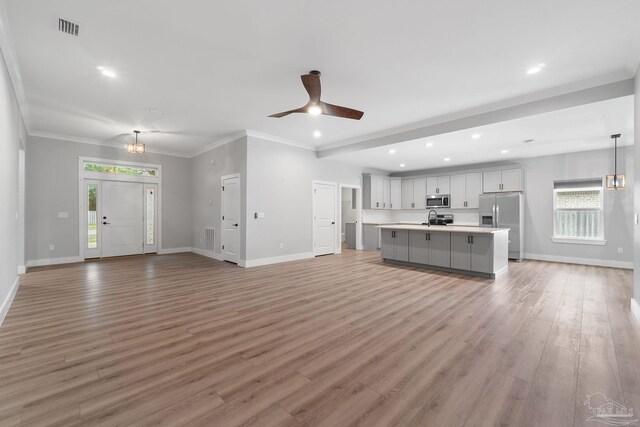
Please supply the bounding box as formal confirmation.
[390,178,402,209]
[364,175,403,210]
[426,176,450,195]
[401,178,426,209]
[451,173,483,209]
[482,168,522,193]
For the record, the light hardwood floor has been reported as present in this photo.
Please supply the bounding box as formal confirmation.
[1,250,639,426]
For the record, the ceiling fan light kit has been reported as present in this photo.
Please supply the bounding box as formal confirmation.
[269,70,364,120]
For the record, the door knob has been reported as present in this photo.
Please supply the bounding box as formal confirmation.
[331,221,335,225]
[102,221,110,225]
[102,216,107,219]
[234,223,238,227]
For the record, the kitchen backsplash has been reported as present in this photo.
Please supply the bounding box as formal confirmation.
[390,209,480,225]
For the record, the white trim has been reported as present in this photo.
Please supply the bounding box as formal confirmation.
[240,252,315,268]
[189,131,247,158]
[551,238,607,246]
[631,298,640,326]
[245,130,316,152]
[157,247,192,255]
[0,277,20,327]
[30,130,192,158]
[26,256,83,268]
[191,247,223,261]
[17,266,25,274]
[524,253,633,269]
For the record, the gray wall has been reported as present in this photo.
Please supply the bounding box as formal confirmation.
[190,137,247,259]
[25,136,192,262]
[635,67,640,303]
[521,147,634,266]
[245,136,365,261]
[0,46,25,314]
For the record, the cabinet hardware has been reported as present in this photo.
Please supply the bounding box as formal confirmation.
[392,231,396,238]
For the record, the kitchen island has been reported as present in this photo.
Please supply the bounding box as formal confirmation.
[377,224,509,279]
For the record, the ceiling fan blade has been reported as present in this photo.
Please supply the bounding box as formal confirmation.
[321,102,364,120]
[301,73,321,104]
[268,107,307,118]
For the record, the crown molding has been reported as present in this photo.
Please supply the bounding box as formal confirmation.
[245,130,317,152]
[29,130,192,158]
[188,130,248,158]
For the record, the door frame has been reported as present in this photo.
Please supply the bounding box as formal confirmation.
[78,157,162,259]
[338,184,363,253]
[312,180,339,256]
[221,173,242,262]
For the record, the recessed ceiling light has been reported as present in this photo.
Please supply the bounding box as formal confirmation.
[388,149,396,154]
[526,63,546,75]
[313,130,322,138]
[399,163,406,167]
[307,105,322,116]
[471,133,481,139]
[501,149,509,154]
[444,157,451,162]
[98,67,116,78]
[425,142,433,148]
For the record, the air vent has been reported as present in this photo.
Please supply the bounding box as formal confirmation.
[58,18,79,36]
[523,138,535,144]
[204,227,215,251]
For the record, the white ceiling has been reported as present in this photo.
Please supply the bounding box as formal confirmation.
[331,96,635,172]
[3,0,640,157]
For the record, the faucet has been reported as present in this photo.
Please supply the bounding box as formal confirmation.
[427,210,438,227]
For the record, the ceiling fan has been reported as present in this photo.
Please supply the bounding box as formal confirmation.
[269,70,364,120]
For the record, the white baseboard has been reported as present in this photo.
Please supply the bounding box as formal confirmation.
[17,265,26,274]
[157,247,192,255]
[524,253,633,269]
[241,252,315,268]
[631,298,640,326]
[0,277,20,327]
[26,256,83,268]
[191,247,223,261]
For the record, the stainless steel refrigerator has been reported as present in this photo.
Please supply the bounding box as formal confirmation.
[479,192,524,261]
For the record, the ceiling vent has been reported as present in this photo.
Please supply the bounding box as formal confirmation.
[523,138,535,144]
[58,18,79,36]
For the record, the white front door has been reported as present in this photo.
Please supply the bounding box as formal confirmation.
[222,175,241,263]
[102,181,144,257]
[313,182,337,256]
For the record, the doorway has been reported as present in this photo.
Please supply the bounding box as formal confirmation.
[79,157,161,260]
[221,174,241,264]
[313,181,338,256]
[339,184,362,253]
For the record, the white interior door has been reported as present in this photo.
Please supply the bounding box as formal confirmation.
[222,175,241,263]
[314,182,337,256]
[102,181,143,257]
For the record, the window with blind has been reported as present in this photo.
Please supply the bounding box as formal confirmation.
[553,179,604,243]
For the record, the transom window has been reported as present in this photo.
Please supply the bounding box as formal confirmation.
[84,162,157,177]
[553,179,604,242]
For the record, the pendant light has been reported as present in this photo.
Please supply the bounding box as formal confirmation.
[606,133,625,190]
[127,130,145,154]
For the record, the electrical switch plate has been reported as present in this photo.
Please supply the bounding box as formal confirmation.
[58,212,69,218]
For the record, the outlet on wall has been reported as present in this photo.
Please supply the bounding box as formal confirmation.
[618,247,624,254]
[279,243,283,249]
[49,244,55,251]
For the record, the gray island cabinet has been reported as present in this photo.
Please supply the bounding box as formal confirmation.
[378,225,509,279]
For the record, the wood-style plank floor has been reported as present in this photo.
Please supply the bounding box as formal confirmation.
[1,250,639,426]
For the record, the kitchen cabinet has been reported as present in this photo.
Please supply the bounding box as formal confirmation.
[450,173,483,209]
[381,229,409,261]
[483,169,522,193]
[426,176,450,195]
[390,178,402,209]
[363,175,402,210]
[409,230,451,267]
[401,178,426,209]
[450,233,493,273]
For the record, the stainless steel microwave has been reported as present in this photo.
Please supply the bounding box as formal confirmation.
[426,194,450,208]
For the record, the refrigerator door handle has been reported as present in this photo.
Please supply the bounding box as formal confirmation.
[496,204,500,227]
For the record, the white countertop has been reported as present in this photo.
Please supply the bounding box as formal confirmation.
[376,224,509,234]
